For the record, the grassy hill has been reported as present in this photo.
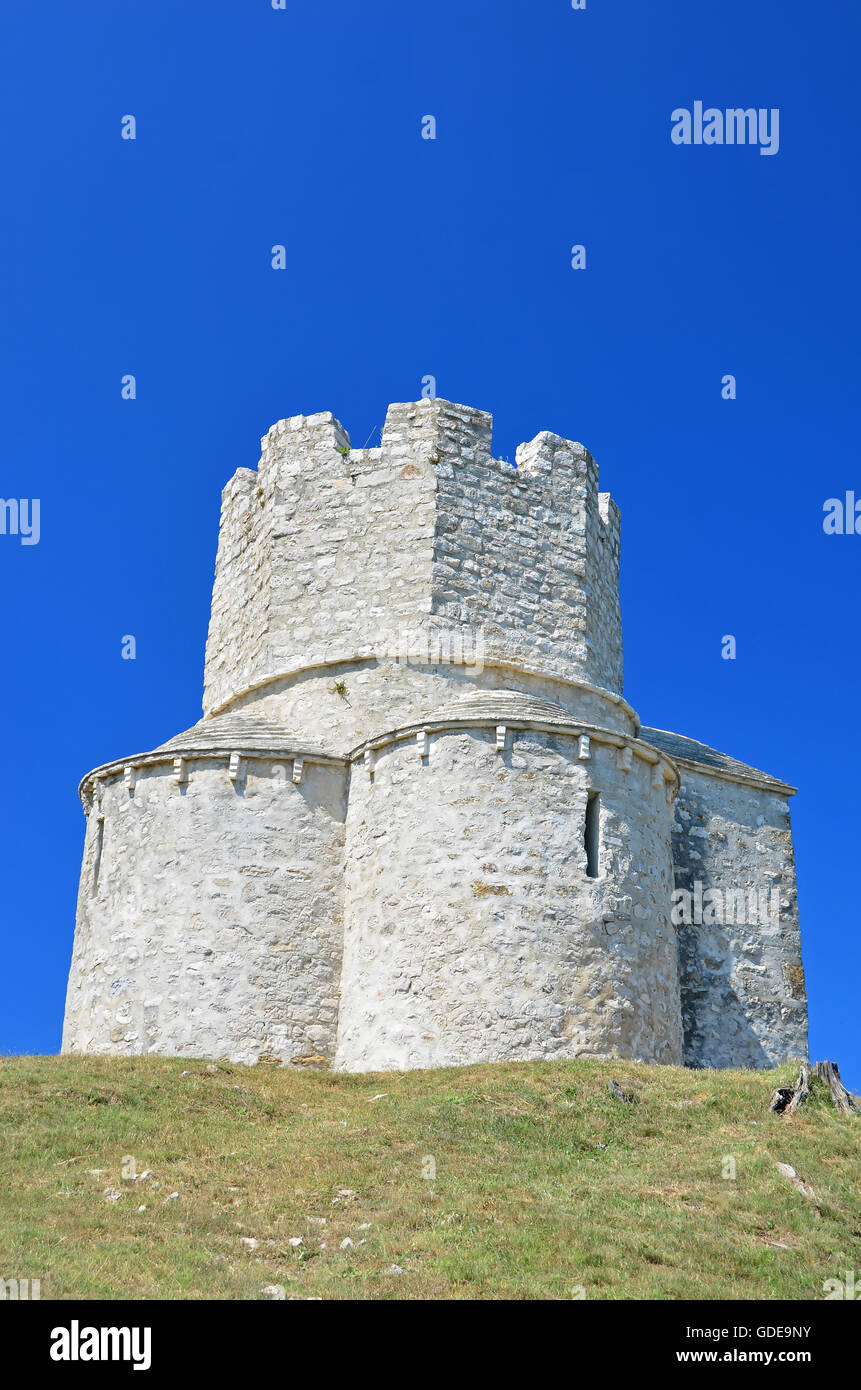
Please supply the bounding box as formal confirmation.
[1,1054,858,1300]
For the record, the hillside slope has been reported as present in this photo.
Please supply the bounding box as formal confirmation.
[1,1055,858,1300]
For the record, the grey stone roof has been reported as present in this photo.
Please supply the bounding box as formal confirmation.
[427,689,574,725]
[78,710,342,801]
[154,711,333,758]
[639,727,795,794]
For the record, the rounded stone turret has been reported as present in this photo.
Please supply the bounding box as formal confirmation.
[62,712,346,1065]
[334,692,683,1070]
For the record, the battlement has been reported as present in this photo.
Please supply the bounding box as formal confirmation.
[253,400,604,486]
[202,400,623,716]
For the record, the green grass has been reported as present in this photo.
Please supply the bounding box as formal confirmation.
[1,1055,858,1300]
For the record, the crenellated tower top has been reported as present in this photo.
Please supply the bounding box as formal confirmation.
[202,399,623,716]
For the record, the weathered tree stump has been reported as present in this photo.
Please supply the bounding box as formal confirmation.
[769,1086,794,1114]
[786,1063,812,1115]
[772,1060,861,1116]
[815,1060,861,1115]
[770,1064,811,1115]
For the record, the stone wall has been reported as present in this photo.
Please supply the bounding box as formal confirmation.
[62,756,347,1066]
[668,765,807,1068]
[202,399,625,716]
[592,493,622,694]
[334,723,682,1071]
[203,409,440,716]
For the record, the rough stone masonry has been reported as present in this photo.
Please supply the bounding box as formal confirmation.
[62,398,808,1072]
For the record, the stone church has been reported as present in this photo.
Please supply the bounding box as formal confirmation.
[62,398,808,1072]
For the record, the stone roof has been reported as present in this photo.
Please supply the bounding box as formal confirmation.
[426,689,575,725]
[154,711,334,758]
[639,727,795,794]
[77,710,341,802]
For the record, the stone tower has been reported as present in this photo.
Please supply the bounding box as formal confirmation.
[62,399,808,1072]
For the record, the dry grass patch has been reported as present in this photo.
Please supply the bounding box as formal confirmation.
[0,1055,858,1300]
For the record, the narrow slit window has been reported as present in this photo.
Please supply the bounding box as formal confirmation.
[91,818,105,897]
[585,791,600,878]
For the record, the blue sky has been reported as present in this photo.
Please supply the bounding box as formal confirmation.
[2,1,858,1085]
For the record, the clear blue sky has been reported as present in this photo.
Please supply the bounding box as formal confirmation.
[2,1,858,1085]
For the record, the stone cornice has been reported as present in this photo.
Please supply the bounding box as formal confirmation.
[668,754,796,798]
[77,720,791,811]
[346,715,681,794]
[77,745,343,807]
